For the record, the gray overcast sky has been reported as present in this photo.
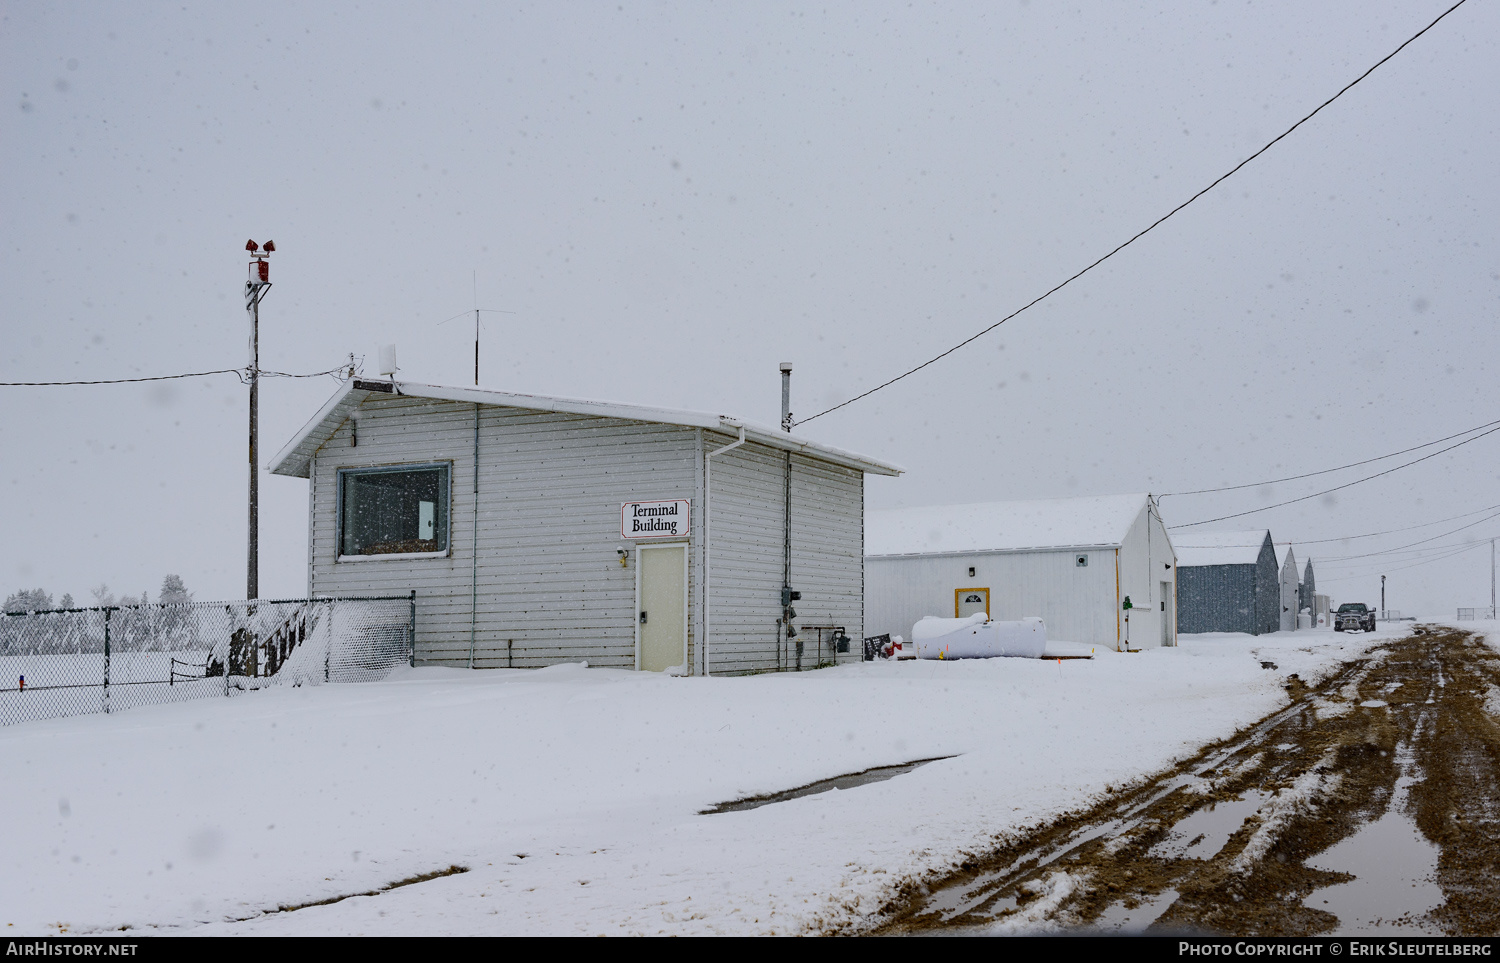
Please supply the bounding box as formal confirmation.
[2,0,1497,614]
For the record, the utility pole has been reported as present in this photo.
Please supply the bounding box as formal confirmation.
[780,363,798,668]
[244,240,274,600]
[1491,537,1496,619]
[1380,574,1386,622]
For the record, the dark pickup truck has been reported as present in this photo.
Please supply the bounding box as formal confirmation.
[1334,602,1376,632]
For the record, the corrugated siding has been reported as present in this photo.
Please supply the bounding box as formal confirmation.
[1176,564,1258,634]
[1254,537,1280,635]
[1177,533,1280,636]
[308,395,700,668]
[702,432,864,674]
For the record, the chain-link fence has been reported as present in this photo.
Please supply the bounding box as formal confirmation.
[0,595,415,727]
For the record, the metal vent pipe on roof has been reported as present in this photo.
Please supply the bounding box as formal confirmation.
[780,362,793,432]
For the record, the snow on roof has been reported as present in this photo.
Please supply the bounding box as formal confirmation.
[268,379,903,479]
[1274,542,1296,571]
[866,493,1151,556]
[1173,530,1271,567]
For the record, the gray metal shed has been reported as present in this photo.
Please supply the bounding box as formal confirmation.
[1174,530,1280,636]
[269,380,901,674]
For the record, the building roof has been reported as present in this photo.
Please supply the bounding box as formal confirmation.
[268,379,903,479]
[1274,542,1297,572]
[1173,530,1271,567]
[865,493,1154,557]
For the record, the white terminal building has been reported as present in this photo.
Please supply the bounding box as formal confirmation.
[270,379,901,675]
[864,493,1178,651]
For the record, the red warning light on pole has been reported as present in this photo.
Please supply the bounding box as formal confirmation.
[246,239,273,284]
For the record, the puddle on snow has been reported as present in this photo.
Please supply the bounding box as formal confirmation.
[700,756,954,814]
[1149,791,1270,861]
[1302,748,1441,934]
[1091,888,1180,933]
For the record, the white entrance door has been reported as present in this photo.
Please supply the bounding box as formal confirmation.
[637,543,687,672]
[956,588,990,619]
[1160,581,1174,645]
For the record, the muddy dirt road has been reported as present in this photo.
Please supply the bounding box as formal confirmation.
[871,626,1500,936]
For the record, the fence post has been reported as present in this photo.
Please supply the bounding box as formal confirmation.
[325,601,333,683]
[224,606,233,698]
[409,590,417,668]
[102,608,112,715]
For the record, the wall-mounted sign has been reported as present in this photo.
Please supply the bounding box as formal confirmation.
[622,499,691,539]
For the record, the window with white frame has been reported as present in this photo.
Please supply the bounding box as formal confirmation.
[338,463,450,557]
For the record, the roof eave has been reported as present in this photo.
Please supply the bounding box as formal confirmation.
[267,380,903,479]
[867,542,1122,559]
[268,381,364,478]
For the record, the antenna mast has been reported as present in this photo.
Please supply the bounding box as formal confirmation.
[438,272,514,388]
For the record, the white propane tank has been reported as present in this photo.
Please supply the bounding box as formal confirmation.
[912,613,1047,660]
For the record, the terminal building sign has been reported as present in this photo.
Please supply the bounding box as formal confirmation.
[621,499,691,539]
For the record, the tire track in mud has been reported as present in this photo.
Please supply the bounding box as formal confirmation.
[867,626,1500,936]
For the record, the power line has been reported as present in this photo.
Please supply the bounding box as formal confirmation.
[1317,541,1489,584]
[1319,538,1496,568]
[794,0,1470,428]
[1163,416,1500,498]
[1312,508,1500,562]
[1,361,354,387]
[1169,422,1500,529]
[0,369,247,387]
[261,364,353,380]
[2,357,357,387]
[1277,502,1500,546]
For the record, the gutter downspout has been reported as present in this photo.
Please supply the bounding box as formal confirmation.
[468,402,480,668]
[703,422,746,677]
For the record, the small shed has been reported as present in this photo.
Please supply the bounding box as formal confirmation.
[1274,543,1299,633]
[1299,557,1318,618]
[269,380,901,674]
[864,493,1177,651]
[1174,530,1280,636]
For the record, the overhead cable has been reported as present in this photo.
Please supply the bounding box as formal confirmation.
[1164,416,1500,498]
[0,369,247,387]
[1317,537,1498,567]
[1277,502,1500,545]
[793,0,1470,427]
[260,364,353,380]
[1169,423,1500,529]
[1310,508,1500,562]
[2,361,354,387]
[1316,541,1489,583]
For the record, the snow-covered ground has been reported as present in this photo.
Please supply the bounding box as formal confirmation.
[1467,618,1499,652]
[2,625,1410,936]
